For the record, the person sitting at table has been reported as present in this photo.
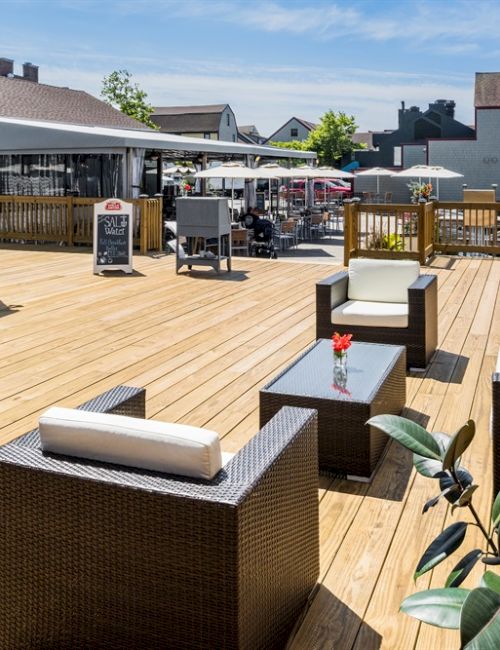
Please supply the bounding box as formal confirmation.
[240,206,260,228]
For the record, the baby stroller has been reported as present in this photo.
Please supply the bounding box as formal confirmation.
[242,214,278,259]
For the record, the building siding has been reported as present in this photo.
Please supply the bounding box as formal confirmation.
[269,118,312,142]
[218,107,238,142]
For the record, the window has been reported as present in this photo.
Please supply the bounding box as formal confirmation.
[393,146,402,166]
[232,134,236,142]
[291,128,298,137]
[226,113,230,126]
[204,132,211,139]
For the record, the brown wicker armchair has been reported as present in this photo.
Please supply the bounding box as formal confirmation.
[0,386,319,650]
[316,259,438,368]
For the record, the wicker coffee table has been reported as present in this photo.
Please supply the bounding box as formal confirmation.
[260,340,406,480]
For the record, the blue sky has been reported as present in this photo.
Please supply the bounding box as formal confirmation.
[1,0,499,135]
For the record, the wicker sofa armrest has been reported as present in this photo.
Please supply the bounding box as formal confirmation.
[316,271,348,340]
[493,372,500,497]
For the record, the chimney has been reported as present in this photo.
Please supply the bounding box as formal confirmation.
[23,62,38,83]
[0,57,14,77]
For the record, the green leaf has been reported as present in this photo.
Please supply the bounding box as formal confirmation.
[460,587,500,649]
[401,588,470,629]
[481,572,500,594]
[415,522,468,579]
[445,550,482,587]
[367,415,441,460]
[456,485,479,507]
[413,433,451,478]
[482,556,500,565]
[440,469,473,503]
[492,491,500,528]
[423,486,460,514]
[443,420,475,471]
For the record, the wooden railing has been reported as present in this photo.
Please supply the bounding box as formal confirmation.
[344,199,500,264]
[0,196,163,253]
[344,201,433,266]
[433,202,500,256]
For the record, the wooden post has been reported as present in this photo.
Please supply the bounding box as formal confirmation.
[140,200,148,254]
[344,201,354,267]
[201,154,208,196]
[417,201,426,265]
[66,196,73,246]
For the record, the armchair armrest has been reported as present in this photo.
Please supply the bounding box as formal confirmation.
[316,271,348,340]
[407,273,438,367]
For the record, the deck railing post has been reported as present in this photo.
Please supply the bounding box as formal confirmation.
[417,201,426,265]
[140,199,148,254]
[344,201,355,266]
[66,197,74,247]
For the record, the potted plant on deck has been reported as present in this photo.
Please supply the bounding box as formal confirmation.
[368,415,500,648]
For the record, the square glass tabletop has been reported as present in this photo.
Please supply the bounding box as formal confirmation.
[263,340,404,402]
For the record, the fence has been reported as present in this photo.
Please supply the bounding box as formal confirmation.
[344,200,499,264]
[0,196,163,253]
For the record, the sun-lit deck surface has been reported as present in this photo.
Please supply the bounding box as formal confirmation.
[0,246,498,649]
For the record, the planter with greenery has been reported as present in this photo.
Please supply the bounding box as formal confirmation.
[368,415,500,648]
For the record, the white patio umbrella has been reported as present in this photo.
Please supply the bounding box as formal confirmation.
[164,165,195,175]
[355,167,393,193]
[195,162,279,213]
[392,164,463,198]
[317,166,355,179]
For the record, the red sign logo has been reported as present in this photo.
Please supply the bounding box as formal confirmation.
[105,200,122,211]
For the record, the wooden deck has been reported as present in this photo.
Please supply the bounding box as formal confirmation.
[0,246,498,649]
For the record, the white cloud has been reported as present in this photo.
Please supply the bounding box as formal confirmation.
[40,59,474,135]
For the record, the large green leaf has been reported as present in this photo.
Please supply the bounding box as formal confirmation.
[481,572,500,594]
[367,415,441,460]
[423,486,460,514]
[415,522,468,579]
[413,433,451,478]
[401,588,469,629]
[439,469,473,504]
[492,491,500,529]
[460,587,500,649]
[442,420,475,471]
[445,549,482,588]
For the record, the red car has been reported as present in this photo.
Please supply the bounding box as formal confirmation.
[280,179,351,199]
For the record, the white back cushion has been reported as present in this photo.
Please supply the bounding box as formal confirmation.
[39,407,223,480]
[348,258,420,303]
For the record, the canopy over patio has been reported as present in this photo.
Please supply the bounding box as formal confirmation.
[0,116,316,161]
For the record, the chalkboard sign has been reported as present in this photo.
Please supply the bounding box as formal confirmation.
[93,199,133,274]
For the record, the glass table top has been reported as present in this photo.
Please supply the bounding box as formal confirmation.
[264,340,404,402]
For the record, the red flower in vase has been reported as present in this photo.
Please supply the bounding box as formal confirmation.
[332,332,352,355]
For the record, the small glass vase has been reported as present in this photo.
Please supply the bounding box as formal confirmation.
[333,351,348,370]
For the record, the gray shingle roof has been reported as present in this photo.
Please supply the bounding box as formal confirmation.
[0,76,148,130]
[474,72,500,107]
[152,104,226,115]
[151,105,228,134]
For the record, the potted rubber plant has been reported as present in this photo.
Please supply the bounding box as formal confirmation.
[368,415,500,648]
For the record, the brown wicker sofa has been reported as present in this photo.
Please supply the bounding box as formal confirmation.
[493,355,500,497]
[0,386,319,650]
[316,259,438,368]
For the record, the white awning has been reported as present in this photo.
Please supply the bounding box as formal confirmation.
[0,116,315,160]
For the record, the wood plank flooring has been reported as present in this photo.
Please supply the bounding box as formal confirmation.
[0,245,498,649]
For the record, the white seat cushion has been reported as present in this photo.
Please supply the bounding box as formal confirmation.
[39,407,223,480]
[331,300,408,328]
[496,349,500,373]
[348,258,420,303]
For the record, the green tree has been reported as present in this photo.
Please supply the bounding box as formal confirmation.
[101,70,158,130]
[304,110,360,166]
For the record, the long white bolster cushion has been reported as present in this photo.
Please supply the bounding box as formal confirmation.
[39,407,223,480]
[348,258,420,303]
[331,300,408,328]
